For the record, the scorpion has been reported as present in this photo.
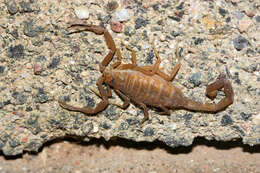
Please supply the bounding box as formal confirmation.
[58,21,234,124]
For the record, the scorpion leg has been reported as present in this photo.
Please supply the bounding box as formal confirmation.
[151,39,162,74]
[158,106,171,115]
[119,40,159,75]
[87,86,129,109]
[126,39,161,75]
[162,41,181,82]
[138,102,149,124]
[111,48,122,69]
[110,43,139,71]
[121,41,137,65]
[139,40,181,81]
[117,41,162,76]
[152,41,181,81]
[115,42,139,70]
[106,85,112,98]
[88,85,112,98]
[112,89,130,109]
[58,77,109,114]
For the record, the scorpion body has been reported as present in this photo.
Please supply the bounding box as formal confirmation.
[104,69,184,109]
[59,21,234,123]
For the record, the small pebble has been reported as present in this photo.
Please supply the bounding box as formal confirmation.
[12,111,24,117]
[8,44,24,59]
[170,31,180,37]
[36,88,48,103]
[12,92,27,105]
[20,136,28,143]
[19,1,33,13]
[23,85,32,92]
[233,35,248,51]
[48,57,60,69]
[135,18,148,29]
[23,20,38,37]
[92,124,99,133]
[159,35,166,42]
[113,8,131,22]
[221,114,233,126]
[255,15,260,23]
[144,127,154,136]
[218,7,228,17]
[74,7,89,19]
[6,0,18,15]
[232,11,244,20]
[244,10,255,18]
[238,18,253,33]
[188,72,201,86]
[34,62,42,75]
[110,21,122,33]
[0,66,5,74]
[106,1,119,12]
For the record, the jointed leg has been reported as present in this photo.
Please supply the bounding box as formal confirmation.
[121,41,137,65]
[113,42,138,70]
[111,48,122,69]
[140,40,181,81]
[151,39,162,74]
[58,77,109,114]
[158,106,171,115]
[153,41,181,81]
[138,103,150,124]
[163,41,181,81]
[87,87,129,109]
[112,89,130,109]
[129,40,162,76]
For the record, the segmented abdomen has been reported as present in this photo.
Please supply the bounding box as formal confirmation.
[112,69,180,107]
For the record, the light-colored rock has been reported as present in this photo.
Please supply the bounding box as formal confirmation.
[75,7,89,19]
[238,18,253,33]
[113,8,131,22]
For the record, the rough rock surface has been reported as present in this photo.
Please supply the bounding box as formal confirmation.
[0,0,259,156]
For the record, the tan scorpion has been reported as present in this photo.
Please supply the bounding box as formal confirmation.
[58,21,234,123]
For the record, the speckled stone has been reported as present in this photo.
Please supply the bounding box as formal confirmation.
[0,0,259,156]
[0,66,5,74]
[6,1,18,15]
[255,15,260,23]
[19,1,34,13]
[188,72,201,87]
[48,57,60,69]
[135,18,148,29]
[7,44,24,59]
[23,20,39,37]
[36,88,48,103]
[233,35,248,51]
[12,92,27,105]
[221,115,233,126]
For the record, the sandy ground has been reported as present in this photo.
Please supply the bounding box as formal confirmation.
[0,138,260,173]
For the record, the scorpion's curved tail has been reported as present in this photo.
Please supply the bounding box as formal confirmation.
[181,74,234,112]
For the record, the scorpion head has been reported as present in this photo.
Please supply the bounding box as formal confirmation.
[103,69,125,89]
[103,69,115,86]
